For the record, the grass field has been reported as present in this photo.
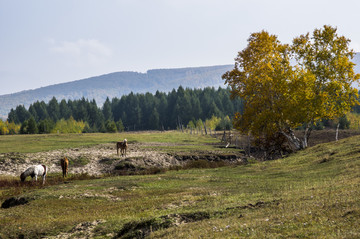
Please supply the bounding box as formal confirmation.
[1,132,360,238]
[0,131,223,154]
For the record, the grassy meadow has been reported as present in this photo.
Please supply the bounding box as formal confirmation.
[0,131,360,238]
[0,131,222,154]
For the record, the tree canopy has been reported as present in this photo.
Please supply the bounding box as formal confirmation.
[223,25,360,150]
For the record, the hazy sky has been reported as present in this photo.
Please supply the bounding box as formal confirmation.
[1,0,360,95]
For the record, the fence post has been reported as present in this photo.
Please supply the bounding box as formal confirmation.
[222,130,226,143]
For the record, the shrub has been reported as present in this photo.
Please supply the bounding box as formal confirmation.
[51,117,87,133]
[105,120,117,133]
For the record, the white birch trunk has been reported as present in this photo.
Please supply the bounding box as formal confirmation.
[281,125,312,150]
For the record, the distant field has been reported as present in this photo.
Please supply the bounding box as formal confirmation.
[1,131,360,238]
[0,131,223,154]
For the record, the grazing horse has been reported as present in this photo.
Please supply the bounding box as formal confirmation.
[60,157,69,178]
[116,139,128,157]
[20,165,48,185]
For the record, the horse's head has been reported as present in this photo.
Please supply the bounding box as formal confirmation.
[20,172,26,182]
[124,139,127,143]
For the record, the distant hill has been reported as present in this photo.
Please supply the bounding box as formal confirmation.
[1,52,359,120]
[0,65,233,119]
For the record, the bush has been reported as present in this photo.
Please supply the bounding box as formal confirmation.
[38,119,55,134]
[20,117,38,134]
[69,156,90,167]
[51,117,87,133]
[339,115,350,129]
[105,120,117,133]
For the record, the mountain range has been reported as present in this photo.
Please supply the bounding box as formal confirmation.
[0,65,233,119]
[1,53,359,120]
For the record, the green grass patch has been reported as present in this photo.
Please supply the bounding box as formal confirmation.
[0,131,221,154]
[1,134,360,238]
[69,156,90,167]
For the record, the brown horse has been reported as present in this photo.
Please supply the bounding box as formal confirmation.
[116,139,128,157]
[60,157,69,178]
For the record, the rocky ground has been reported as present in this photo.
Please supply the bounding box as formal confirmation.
[2,129,356,179]
[0,142,244,178]
[0,143,182,177]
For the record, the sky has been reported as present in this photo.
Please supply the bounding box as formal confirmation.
[1,0,360,95]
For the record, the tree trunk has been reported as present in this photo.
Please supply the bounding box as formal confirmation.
[281,125,311,150]
[336,123,340,141]
[281,129,303,150]
[303,123,312,148]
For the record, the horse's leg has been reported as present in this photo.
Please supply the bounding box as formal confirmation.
[42,175,46,185]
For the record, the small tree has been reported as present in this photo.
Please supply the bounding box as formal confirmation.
[196,119,204,131]
[27,117,38,134]
[51,117,87,133]
[187,120,196,130]
[105,120,117,133]
[6,121,20,134]
[38,119,55,134]
[116,119,125,132]
[0,119,8,135]
[205,115,221,131]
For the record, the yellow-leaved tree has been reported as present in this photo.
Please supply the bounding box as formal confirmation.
[223,25,360,150]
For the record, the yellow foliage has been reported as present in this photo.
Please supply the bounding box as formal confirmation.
[223,25,360,148]
[0,119,20,135]
[0,119,8,135]
[205,115,221,130]
[346,112,360,130]
[51,117,87,134]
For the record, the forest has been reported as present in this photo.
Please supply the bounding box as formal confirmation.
[2,86,244,134]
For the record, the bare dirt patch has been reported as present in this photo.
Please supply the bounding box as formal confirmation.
[2,130,356,178]
[0,142,245,178]
[0,142,184,177]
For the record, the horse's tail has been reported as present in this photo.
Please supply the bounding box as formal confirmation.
[41,165,47,185]
[61,157,69,178]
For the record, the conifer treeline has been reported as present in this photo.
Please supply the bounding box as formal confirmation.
[7,86,243,133]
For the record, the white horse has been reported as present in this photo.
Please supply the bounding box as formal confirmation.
[20,165,48,185]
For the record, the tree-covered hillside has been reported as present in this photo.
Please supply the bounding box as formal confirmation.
[0,65,233,119]
[6,86,243,134]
